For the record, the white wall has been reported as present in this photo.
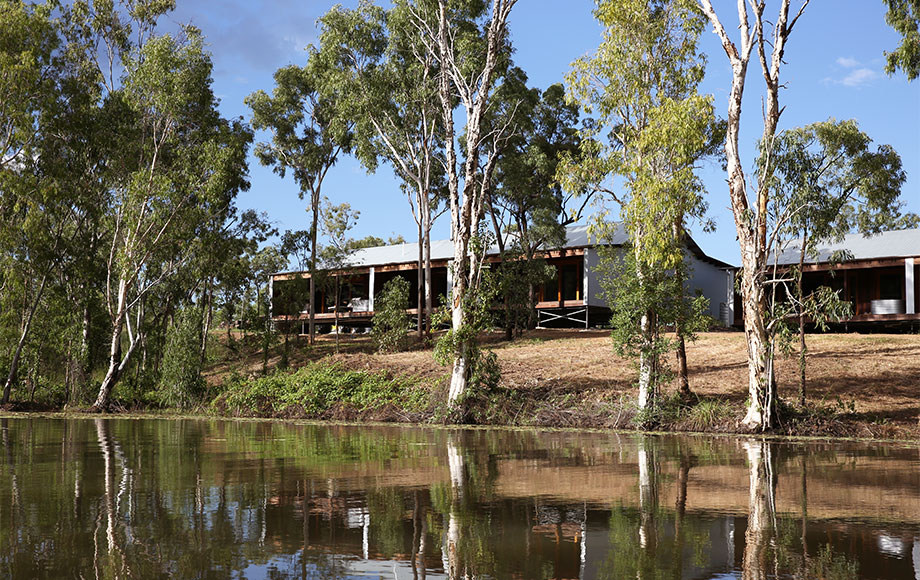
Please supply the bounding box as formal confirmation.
[584,248,607,307]
[686,256,733,322]
[584,246,733,323]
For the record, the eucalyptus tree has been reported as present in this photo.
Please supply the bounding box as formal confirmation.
[76,5,251,410]
[763,119,910,404]
[276,228,314,340]
[562,0,717,423]
[319,200,360,354]
[406,0,517,408]
[198,209,275,360]
[485,79,587,338]
[0,2,63,401]
[698,0,917,430]
[315,1,446,338]
[884,0,919,79]
[0,0,58,174]
[247,58,353,346]
[490,82,586,258]
[0,0,103,404]
[693,0,813,430]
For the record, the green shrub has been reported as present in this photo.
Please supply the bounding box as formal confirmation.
[157,307,206,408]
[213,361,429,417]
[683,398,732,431]
[372,277,411,353]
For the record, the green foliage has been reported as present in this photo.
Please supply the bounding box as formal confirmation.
[247,38,355,346]
[495,254,555,335]
[774,283,853,356]
[599,244,709,391]
[350,234,405,249]
[682,398,733,432]
[433,268,499,371]
[0,2,256,409]
[485,76,584,337]
[213,361,429,417]
[884,0,920,80]
[562,0,719,419]
[433,268,503,421]
[765,119,910,246]
[487,78,585,263]
[761,118,909,402]
[156,307,206,409]
[372,277,411,353]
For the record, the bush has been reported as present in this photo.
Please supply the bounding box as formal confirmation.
[213,361,429,417]
[372,277,411,353]
[683,398,733,431]
[157,307,206,408]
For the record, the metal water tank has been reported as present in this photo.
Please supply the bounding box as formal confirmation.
[870,299,905,315]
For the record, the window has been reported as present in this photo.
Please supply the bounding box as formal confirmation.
[879,273,903,300]
[561,264,580,301]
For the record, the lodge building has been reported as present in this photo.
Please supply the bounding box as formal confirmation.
[769,227,920,329]
[269,225,736,332]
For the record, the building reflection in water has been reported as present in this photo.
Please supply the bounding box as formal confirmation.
[0,419,917,579]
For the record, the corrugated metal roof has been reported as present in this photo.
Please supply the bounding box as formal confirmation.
[273,222,732,274]
[343,224,627,268]
[774,228,920,264]
[348,238,455,266]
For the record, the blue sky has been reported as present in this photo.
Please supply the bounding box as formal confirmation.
[169,1,918,266]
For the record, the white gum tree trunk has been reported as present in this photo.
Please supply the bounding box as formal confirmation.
[427,0,515,410]
[698,0,800,431]
[742,439,776,580]
[445,435,465,579]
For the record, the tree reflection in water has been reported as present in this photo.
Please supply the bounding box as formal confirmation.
[740,439,860,580]
[742,439,776,580]
[0,419,913,579]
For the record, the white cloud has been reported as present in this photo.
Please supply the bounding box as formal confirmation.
[824,57,880,87]
[836,57,860,68]
[841,67,879,87]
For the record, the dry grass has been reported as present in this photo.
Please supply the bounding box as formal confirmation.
[204,328,920,439]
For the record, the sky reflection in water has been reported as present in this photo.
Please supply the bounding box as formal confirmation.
[0,417,918,579]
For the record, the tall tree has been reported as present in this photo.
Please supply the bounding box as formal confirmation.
[485,77,588,339]
[201,209,275,359]
[247,58,353,345]
[316,1,446,339]
[562,0,717,422]
[696,0,810,431]
[407,0,517,409]
[490,82,586,261]
[83,11,251,410]
[763,119,910,404]
[0,0,103,404]
[0,0,59,403]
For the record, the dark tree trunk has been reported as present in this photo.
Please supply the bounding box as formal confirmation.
[309,190,319,345]
[334,277,340,354]
[797,231,808,406]
[488,203,512,341]
[676,335,691,397]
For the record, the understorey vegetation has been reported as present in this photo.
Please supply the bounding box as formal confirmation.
[212,362,432,421]
[7,329,918,440]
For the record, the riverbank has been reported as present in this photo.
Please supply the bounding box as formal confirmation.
[200,329,920,440]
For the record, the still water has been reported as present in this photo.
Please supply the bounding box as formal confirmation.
[0,417,917,579]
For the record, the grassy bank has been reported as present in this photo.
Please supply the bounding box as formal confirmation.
[197,329,920,440]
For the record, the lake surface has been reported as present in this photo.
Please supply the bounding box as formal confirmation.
[0,417,918,579]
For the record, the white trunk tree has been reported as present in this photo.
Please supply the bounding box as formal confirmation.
[410,0,517,407]
[698,0,809,430]
[741,439,776,580]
